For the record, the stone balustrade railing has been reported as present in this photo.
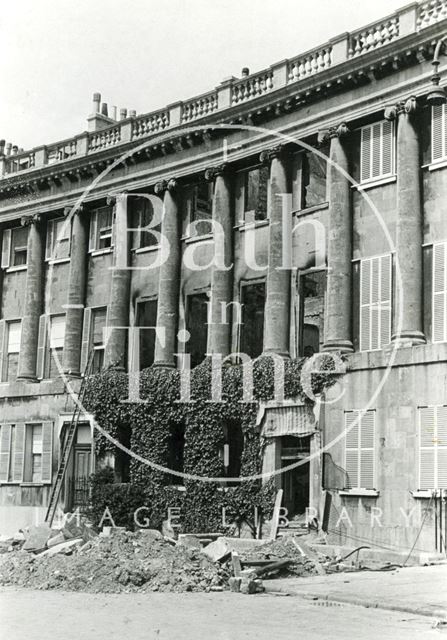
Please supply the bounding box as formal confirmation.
[2,0,446,177]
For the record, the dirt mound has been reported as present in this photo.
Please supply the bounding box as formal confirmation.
[0,530,228,594]
[243,537,325,577]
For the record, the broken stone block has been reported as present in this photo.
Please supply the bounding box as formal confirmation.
[229,577,242,592]
[137,529,163,541]
[177,534,202,550]
[240,578,257,595]
[62,516,84,540]
[47,532,65,548]
[23,524,52,553]
[39,537,83,557]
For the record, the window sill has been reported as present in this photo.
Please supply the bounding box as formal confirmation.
[20,482,47,487]
[182,233,214,245]
[352,175,396,191]
[235,219,269,232]
[46,257,70,265]
[339,489,379,497]
[5,265,27,273]
[132,245,160,255]
[294,202,329,217]
[411,489,443,499]
[426,159,447,172]
[90,248,113,257]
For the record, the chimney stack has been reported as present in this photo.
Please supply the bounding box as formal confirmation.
[93,92,101,113]
[12,145,18,155]
[111,106,117,120]
[241,67,250,77]
[0,140,5,156]
[6,143,11,156]
[101,103,108,117]
[120,108,128,120]
[129,109,136,118]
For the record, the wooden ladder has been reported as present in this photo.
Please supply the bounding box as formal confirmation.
[44,351,94,527]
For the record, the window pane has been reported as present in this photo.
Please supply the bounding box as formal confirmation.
[50,316,65,348]
[32,454,42,483]
[92,308,107,346]
[185,293,208,368]
[53,219,71,259]
[32,425,43,454]
[192,183,213,235]
[245,168,268,221]
[136,300,158,369]
[139,199,159,248]
[302,146,328,209]
[11,226,28,267]
[7,321,21,353]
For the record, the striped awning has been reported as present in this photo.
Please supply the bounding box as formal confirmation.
[258,401,317,438]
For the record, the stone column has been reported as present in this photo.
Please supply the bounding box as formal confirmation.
[323,123,354,353]
[205,164,233,357]
[104,194,131,369]
[262,146,291,357]
[385,97,425,345]
[63,207,88,376]
[153,179,180,368]
[17,214,44,380]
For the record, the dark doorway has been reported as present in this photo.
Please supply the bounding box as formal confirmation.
[185,293,209,367]
[280,436,310,518]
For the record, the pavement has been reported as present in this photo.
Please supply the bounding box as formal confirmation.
[0,587,441,640]
[266,563,447,619]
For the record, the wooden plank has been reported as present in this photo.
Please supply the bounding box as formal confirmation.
[269,489,284,541]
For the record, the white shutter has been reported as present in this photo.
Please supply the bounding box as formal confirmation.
[359,411,375,490]
[379,254,391,347]
[370,257,380,351]
[41,422,53,484]
[1,229,11,269]
[12,423,25,483]
[88,211,98,252]
[80,308,92,374]
[360,259,371,351]
[436,406,447,489]
[36,315,48,380]
[45,220,54,261]
[0,424,11,483]
[0,320,6,383]
[381,120,393,176]
[360,127,371,183]
[420,407,436,490]
[345,411,359,489]
[371,123,381,179]
[433,243,446,343]
[432,104,445,163]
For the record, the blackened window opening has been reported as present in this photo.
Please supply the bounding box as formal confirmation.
[185,293,209,368]
[240,281,265,359]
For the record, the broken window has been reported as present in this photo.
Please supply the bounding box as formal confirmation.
[239,281,265,359]
[191,182,213,236]
[244,167,268,222]
[298,270,326,357]
[131,197,160,249]
[135,299,158,370]
[301,144,328,210]
[185,292,209,368]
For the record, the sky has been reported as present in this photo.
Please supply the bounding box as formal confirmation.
[0,0,402,150]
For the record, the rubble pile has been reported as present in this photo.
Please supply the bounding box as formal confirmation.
[0,528,228,594]
[243,537,327,578]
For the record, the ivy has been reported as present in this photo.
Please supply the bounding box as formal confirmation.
[84,355,340,533]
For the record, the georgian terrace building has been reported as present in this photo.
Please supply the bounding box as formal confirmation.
[0,1,447,556]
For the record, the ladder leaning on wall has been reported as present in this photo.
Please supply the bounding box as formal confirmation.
[44,350,94,527]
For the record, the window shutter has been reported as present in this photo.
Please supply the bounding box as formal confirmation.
[371,123,381,179]
[12,423,25,483]
[380,254,392,347]
[45,220,54,261]
[0,320,6,383]
[360,259,371,351]
[235,172,245,224]
[432,104,444,162]
[436,406,447,488]
[1,229,11,269]
[80,308,92,374]
[88,211,97,252]
[433,243,446,343]
[381,120,393,176]
[360,411,375,489]
[36,315,48,380]
[345,412,359,488]
[370,257,380,351]
[41,422,53,484]
[111,207,116,248]
[360,127,371,183]
[420,407,436,490]
[0,424,11,483]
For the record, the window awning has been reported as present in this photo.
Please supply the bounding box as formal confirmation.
[257,401,317,438]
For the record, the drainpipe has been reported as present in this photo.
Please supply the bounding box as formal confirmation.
[427,36,447,106]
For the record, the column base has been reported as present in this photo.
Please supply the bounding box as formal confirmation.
[322,339,354,354]
[152,360,176,369]
[391,331,426,347]
[16,375,38,383]
[63,370,82,379]
[261,350,290,359]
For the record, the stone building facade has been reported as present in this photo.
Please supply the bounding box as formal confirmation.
[0,1,447,556]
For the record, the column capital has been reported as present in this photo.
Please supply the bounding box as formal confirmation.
[106,191,128,206]
[63,204,83,217]
[20,213,41,227]
[317,122,349,145]
[204,163,229,182]
[384,96,418,120]
[154,178,178,195]
[259,144,285,165]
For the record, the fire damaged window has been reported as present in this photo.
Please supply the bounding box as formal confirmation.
[239,281,265,359]
[220,422,244,485]
[167,423,185,485]
[301,144,328,210]
[46,217,71,261]
[46,315,66,379]
[190,182,213,236]
[91,308,107,374]
[135,299,158,370]
[131,196,160,249]
[244,167,268,222]
[185,292,209,368]
[1,226,29,269]
[89,206,114,252]
[5,320,21,382]
[298,270,326,357]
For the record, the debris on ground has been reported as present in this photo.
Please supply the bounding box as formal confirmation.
[241,536,328,579]
[0,528,229,594]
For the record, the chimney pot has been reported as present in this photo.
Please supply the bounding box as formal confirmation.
[241,67,250,77]
[93,92,101,113]
[0,140,5,155]
[129,109,136,118]
[120,108,127,120]
[12,145,18,155]
[101,103,108,117]
[111,106,117,120]
[6,143,11,156]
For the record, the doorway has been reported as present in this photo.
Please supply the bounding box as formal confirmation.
[280,436,310,518]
